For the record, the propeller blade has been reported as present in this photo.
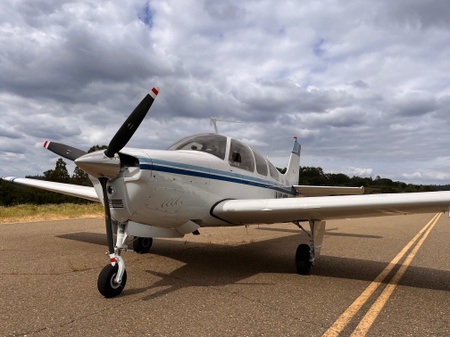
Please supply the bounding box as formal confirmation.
[104,87,159,158]
[43,141,87,161]
[99,177,115,255]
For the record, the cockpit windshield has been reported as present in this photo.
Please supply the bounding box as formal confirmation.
[167,133,227,160]
[168,133,284,183]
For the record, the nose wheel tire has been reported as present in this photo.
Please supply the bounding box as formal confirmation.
[295,244,312,275]
[97,264,127,298]
[133,237,153,254]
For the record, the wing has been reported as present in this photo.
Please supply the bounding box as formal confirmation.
[2,176,99,202]
[211,191,450,225]
[294,185,364,197]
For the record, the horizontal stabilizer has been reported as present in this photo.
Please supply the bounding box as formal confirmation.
[294,185,365,197]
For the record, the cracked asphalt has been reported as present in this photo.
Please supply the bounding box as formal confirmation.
[1,213,449,336]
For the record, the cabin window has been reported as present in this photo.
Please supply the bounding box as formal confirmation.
[229,139,255,172]
[168,134,227,160]
[268,160,279,180]
[253,149,268,176]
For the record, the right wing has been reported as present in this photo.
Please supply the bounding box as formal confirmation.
[2,176,100,202]
[211,191,450,225]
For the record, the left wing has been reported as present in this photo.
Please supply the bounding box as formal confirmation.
[2,177,99,202]
[211,191,450,225]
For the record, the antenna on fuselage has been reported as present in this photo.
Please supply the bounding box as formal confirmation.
[210,117,242,134]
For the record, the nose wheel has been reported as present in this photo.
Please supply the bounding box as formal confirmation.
[97,264,128,298]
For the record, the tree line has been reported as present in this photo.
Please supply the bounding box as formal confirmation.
[1,155,447,206]
[298,166,440,193]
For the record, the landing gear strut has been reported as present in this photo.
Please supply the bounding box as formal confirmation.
[293,220,326,275]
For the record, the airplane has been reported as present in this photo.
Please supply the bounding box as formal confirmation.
[3,86,450,298]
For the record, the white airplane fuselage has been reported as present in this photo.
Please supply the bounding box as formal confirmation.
[92,134,297,232]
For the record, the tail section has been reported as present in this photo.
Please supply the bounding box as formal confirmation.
[284,137,301,185]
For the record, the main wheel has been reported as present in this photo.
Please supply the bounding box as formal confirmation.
[97,264,127,298]
[295,244,312,275]
[133,237,153,254]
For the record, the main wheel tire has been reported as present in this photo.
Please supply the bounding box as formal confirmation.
[97,264,127,298]
[295,244,312,275]
[133,237,153,254]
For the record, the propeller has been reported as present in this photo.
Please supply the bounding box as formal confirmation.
[84,87,159,262]
[96,87,159,260]
[43,87,159,264]
[43,86,159,165]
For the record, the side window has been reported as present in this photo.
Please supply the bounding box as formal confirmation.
[253,149,268,176]
[229,139,255,172]
[267,160,279,180]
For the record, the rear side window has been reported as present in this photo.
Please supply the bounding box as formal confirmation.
[229,139,255,172]
[253,149,268,176]
[268,160,279,180]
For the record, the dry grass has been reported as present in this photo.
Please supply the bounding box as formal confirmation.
[0,203,104,224]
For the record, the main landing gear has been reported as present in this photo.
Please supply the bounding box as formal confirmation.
[293,220,326,275]
[133,237,153,254]
[97,223,153,298]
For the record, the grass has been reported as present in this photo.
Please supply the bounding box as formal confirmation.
[0,203,104,224]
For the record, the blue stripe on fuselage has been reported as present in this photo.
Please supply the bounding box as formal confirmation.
[139,158,294,195]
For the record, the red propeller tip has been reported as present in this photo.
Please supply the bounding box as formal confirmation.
[150,87,159,98]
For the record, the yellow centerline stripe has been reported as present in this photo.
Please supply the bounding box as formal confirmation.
[322,212,442,337]
[350,212,442,336]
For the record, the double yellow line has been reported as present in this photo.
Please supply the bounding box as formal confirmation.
[323,212,442,337]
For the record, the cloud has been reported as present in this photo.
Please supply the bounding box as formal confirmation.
[0,0,449,185]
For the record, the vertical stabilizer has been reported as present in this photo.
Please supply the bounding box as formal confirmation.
[284,137,301,185]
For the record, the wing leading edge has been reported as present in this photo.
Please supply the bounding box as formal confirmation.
[2,177,99,202]
[211,191,450,225]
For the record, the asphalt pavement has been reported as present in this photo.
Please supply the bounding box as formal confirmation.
[1,213,449,336]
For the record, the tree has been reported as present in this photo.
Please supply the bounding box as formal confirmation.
[44,158,70,183]
[88,145,108,153]
[299,166,329,185]
[72,166,91,186]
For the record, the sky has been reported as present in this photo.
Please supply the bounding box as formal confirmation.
[1,0,450,185]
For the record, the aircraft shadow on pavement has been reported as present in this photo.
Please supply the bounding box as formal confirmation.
[57,232,108,246]
[56,231,450,299]
[256,226,384,239]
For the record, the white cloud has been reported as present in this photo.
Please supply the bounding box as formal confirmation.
[0,0,449,185]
